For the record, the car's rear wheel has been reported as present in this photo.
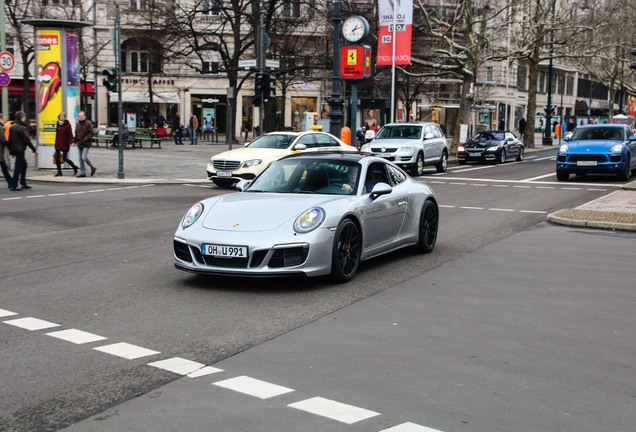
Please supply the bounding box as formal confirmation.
[556,170,569,181]
[330,219,361,283]
[413,199,438,254]
[516,147,524,161]
[436,151,448,173]
[412,153,424,176]
[617,159,631,181]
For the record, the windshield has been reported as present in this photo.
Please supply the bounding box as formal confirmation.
[246,159,361,195]
[571,127,625,141]
[471,132,505,141]
[246,134,296,149]
[375,125,423,139]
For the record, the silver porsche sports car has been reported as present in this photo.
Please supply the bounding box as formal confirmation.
[174,152,439,282]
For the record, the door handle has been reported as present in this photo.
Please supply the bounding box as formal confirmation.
[398,200,407,206]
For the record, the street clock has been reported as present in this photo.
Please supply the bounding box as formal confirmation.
[342,15,370,44]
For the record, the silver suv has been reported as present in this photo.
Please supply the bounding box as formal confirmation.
[361,122,449,176]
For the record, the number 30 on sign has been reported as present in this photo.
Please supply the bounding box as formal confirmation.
[0,52,15,72]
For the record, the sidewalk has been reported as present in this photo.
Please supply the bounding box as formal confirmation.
[21,132,636,232]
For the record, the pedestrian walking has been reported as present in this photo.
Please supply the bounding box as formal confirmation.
[173,113,183,145]
[0,114,12,186]
[53,113,79,177]
[8,111,38,191]
[73,111,96,177]
[189,113,198,145]
[518,116,526,141]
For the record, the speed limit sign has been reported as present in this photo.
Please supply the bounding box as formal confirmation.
[0,52,15,72]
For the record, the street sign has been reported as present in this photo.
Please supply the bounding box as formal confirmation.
[0,52,15,72]
[0,72,10,87]
[265,59,280,69]
[201,98,219,103]
[238,59,257,69]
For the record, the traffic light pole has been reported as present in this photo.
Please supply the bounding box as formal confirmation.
[258,13,265,136]
[116,5,124,179]
[327,0,343,137]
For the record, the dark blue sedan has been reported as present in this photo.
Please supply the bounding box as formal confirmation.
[556,124,636,181]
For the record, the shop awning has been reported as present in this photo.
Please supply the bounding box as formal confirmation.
[6,80,94,97]
[108,91,180,104]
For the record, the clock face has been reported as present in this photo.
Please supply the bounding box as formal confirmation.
[342,16,369,43]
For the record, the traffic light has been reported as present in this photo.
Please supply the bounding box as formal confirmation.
[262,74,271,101]
[255,73,265,94]
[268,75,276,100]
[102,68,118,92]
[630,48,636,70]
[252,94,262,107]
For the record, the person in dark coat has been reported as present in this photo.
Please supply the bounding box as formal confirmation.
[518,116,526,141]
[73,110,96,177]
[0,113,12,186]
[8,111,38,191]
[54,113,79,177]
[173,113,183,145]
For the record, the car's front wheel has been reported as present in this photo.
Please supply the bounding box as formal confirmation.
[413,199,438,254]
[330,219,361,283]
[436,151,448,173]
[556,170,569,181]
[617,159,631,181]
[516,147,524,161]
[412,153,424,176]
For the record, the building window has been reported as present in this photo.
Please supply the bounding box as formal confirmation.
[538,71,545,93]
[485,66,493,82]
[130,0,151,11]
[557,74,565,95]
[121,39,162,74]
[202,0,219,16]
[202,61,219,74]
[284,0,301,18]
[566,76,574,96]
[516,66,527,90]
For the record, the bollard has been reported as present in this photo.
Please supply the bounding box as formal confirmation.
[340,127,351,146]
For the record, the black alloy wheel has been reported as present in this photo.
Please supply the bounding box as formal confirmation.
[414,199,438,254]
[330,219,361,283]
[497,148,506,164]
[617,159,631,181]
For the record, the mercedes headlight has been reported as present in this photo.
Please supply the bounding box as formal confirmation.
[609,144,624,152]
[182,203,204,229]
[559,144,569,153]
[457,145,465,152]
[243,159,262,168]
[293,208,325,233]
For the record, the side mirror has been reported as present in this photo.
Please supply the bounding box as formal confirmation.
[424,132,434,140]
[564,136,570,142]
[369,182,392,199]
[236,179,249,191]
[629,135,636,141]
[293,143,307,151]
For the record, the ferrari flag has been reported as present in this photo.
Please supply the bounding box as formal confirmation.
[377,0,413,65]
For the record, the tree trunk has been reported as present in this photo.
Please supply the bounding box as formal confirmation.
[451,76,472,154]
[525,55,540,149]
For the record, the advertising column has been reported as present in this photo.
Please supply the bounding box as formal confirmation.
[33,26,82,168]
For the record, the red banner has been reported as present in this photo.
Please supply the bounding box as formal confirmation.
[376,0,413,66]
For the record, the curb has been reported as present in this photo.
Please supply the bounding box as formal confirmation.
[546,212,636,232]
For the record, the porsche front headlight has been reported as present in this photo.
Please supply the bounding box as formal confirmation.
[243,159,262,168]
[609,144,624,152]
[182,203,204,228]
[559,144,569,153]
[293,208,325,233]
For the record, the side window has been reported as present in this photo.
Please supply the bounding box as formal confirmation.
[315,134,338,148]
[297,134,316,148]
[364,162,390,193]
[434,125,443,138]
[387,165,406,186]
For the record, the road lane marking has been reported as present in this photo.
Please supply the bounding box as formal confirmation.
[533,155,556,161]
[148,357,222,376]
[489,208,516,212]
[4,317,60,331]
[288,396,380,424]
[380,423,445,432]
[214,376,294,399]
[0,308,18,317]
[187,366,225,378]
[94,342,160,360]
[519,210,548,214]
[460,206,484,210]
[422,176,623,187]
[47,328,108,344]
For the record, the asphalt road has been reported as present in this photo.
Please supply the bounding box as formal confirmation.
[1,150,634,431]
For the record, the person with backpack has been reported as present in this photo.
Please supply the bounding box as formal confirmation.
[0,114,12,186]
[8,111,38,191]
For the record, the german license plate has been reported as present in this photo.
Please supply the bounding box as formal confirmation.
[469,152,480,157]
[577,161,597,166]
[376,152,392,157]
[201,244,248,258]
[216,171,232,177]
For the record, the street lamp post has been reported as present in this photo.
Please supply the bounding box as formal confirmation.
[542,0,556,146]
[327,0,344,137]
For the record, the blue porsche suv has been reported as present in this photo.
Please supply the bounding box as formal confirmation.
[556,124,636,181]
